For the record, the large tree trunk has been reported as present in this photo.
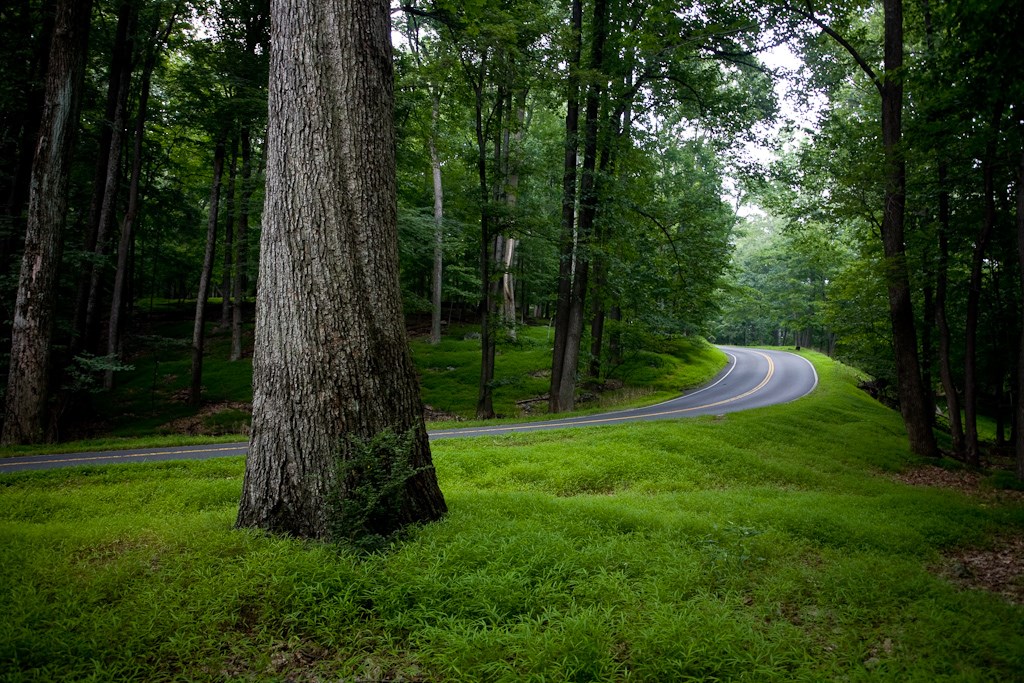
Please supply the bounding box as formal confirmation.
[549,0,583,413]
[189,139,226,405]
[2,0,92,445]
[0,1,53,376]
[880,0,937,458]
[1,0,53,240]
[236,0,446,539]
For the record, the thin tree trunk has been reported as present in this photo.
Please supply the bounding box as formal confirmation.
[82,2,137,355]
[71,0,134,355]
[921,278,935,419]
[429,94,444,345]
[587,131,618,380]
[189,139,226,405]
[550,0,583,413]
[105,35,160,389]
[880,0,937,458]
[964,104,1003,466]
[500,92,526,339]
[2,0,92,445]
[472,62,496,419]
[800,0,936,457]
[1014,142,1024,480]
[608,304,622,367]
[935,161,964,457]
[220,137,238,328]
[231,128,252,361]
[237,0,446,538]
[552,0,607,412]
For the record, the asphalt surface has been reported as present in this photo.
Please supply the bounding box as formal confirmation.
[0,346,817,474]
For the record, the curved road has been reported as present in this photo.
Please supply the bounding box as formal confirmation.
[0,347,817,474]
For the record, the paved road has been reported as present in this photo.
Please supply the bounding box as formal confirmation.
[0,347,817,474]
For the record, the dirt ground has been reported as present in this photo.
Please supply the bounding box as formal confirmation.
[893,464,1024,604]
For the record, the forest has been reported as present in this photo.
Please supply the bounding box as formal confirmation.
[1,0,1022,481]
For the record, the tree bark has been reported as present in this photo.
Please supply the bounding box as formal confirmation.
[236,0,446,539]
[189,139,226,405]
[2,0,92,445]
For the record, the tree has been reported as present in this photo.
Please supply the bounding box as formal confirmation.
[74,0,137,357]
[786,0,937,458]
[2,0,93,445]
[400,13,448,345]
[106,0,182,388]
[188,137,225,405]
[236,0,446,539]
[1017,143,1024,479]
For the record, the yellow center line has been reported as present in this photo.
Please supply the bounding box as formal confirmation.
[431,351,776,438]
[0,445,246,469]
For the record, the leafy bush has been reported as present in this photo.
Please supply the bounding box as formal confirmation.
[325,429,425,552]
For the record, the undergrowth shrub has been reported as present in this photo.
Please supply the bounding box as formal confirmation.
[326,429,424,552]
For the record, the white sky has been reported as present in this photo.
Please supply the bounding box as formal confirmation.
[728,42,825,217]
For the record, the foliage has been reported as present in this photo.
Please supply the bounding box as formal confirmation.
[62,353,135,395]
[2,353,1023,680]
[326,429,426,553]
[714,212,849,353]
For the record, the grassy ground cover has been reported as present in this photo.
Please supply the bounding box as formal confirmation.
[1,352,1022,681]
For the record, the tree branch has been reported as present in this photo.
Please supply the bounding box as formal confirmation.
[788,0,882,95]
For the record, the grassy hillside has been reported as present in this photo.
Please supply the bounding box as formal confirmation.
[1,351,1022,680]
[412,325,725,419]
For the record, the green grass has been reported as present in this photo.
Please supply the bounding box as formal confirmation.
[1,352,1022,681]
